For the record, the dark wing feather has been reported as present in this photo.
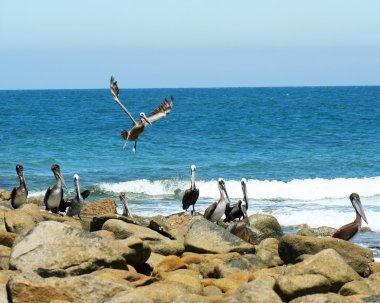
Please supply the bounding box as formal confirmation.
[146,96,174,124]
[58,188,67,213]
[10,187,17,208]
[332,222,359,241]
[182,188,199,210]
[44,188,51,209]
[204,201,217,220]
[224,203,243,222]
[110,76,119,98]
[81,190,91,200]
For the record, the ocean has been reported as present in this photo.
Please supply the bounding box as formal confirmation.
[1,86,379,256]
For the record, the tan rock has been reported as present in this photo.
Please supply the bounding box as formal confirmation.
[255,238,284,267]
[146,252,166,270]
[181,253,206,265]
[297,226,337,237]
[247,214,283,242]
[0,244,11,269]
[0,189,11,201]
[159,269,203,294]
[369,262,380,275]
[230,278,282,303]
[41,211,82,229]
[149,212,196,240]
[289,293,350,303]
[92,230,116,239]
[153,255,187,274]
[81,198,117,216]
[203,285,223,297]
[339,272,380,296]
[202,277,245,293]
[91,268,156,287]
[174,294,222,303]
[4,209,37,234]
[104,291,154,303]
[0,230,17,247]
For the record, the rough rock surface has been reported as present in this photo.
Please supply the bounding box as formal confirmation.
[339,272,380,296]
[81,198,117,216]
[4,208,37,235]
[279,234,373,275]
[248,214,283,241]
[255,238,284,267]
[230,278,283,303]
[297,226,337,237]
[89,214,137,232]
[184,217,255,254]
[289,293,350,303]
[0,230,17,247]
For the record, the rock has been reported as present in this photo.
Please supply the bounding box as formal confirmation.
[146,252,166,270]
[248,214,283,242]
[7,272,133,303]
[297,226,337,237]
[0,270,14,303]
[149,213,195,240]
[198,253,255,278]
[279,234,373,276]
[339,272,380,296]
[369,262,380,275]
[92,230,116,239]
[0,189,11,201]
[4,209,37,234]
[174,294,221,303]
[202,277,245,294]
[277,249,360,300]
[10,221,126,277]
[40,211,82,229]
[104,291,154,303]
[103,219,184,255]
[184,217,255,254]
[158,269,203,294]
[230,278,283,303]
[0,244,11,269]
[81,198,117,216]
[89,214,138,232]
[360,226,372,233]
[255,238,284,267]
[109,236,151,267]
[91,268,157,287]
[153,255,187,274]
[203,285,223,297]
[0,230,17,247]
[289,293,350,303]
[132,280,194,303]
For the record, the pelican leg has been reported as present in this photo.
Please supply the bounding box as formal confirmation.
[191,204,195,216]
[132,141,137,153]
[78,214,82,221]
[123,140,129,150]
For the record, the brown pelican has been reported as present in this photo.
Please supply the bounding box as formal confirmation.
[110,76,174,152]
[332,193,368,241]
[204,178,231,222]
[66,174,90,220]
[119,192,133,217]
[225,178,248,222]
[11,164,28,209]
[227,200,250,237]
[182,165,199,215]
[44,164,67,213]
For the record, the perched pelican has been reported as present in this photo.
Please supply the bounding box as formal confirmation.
[332,193,368,241]
[227,200,250,237]
[11,164,28,209]
[110,76,174,152]
[182,165,199,215]
[119,192,133,217]
[204,178,231,222]
[66,174,90,220]
[225,178,248,222]
[44,164,67,213]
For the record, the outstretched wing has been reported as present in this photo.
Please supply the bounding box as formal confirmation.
[145,96,174,124]
[110,76,137,125]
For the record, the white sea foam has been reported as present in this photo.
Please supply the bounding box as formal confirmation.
[97,177,380,201]
[28,190,47,198]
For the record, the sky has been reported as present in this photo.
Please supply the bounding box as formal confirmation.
[1,1,380,89]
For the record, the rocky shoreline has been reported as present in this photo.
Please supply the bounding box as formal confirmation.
[0,190,379,303]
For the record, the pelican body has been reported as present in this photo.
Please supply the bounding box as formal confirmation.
[332,193,368,241]
[204,178,231,222]
[182,165,199,215]
[225,178,248,222]
[110,76,174,152]
[67,174,90,220]
[44,164,67,213]
[227,200,250,237]
[119,192,133,217]
[11,164,28,209]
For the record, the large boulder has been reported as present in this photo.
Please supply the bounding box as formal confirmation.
[4,208,38,234]
[158,269,203,294]
[10,221,127,277]
[276,249,360,300]
[297,226,337,237]
[339,272,380,296]
[89,214,138,232]
[255,238,284,267]
[81,198,117,216]
[184,217,255,254]
[247,214,283,242]
[279,234,373,276]
[103,219,184,255]
[0,189,11,201]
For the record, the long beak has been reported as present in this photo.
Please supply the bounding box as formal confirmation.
[57,172,67,190]
[241,204,249,224]
[142,115,152,125]
[242,182,248,203]
[221,182,231,204]
[352,195,368,224]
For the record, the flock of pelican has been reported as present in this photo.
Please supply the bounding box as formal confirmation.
[8,76,369,242]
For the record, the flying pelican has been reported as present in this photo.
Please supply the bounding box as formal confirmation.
[11,164,28,209]
[110,76,174,152]
[204,178,231,222]
[119,192,133,217]
[66,174,90,220]
[332,193,368,241]
[227,200,250,237]
[225,178,248,222]
[44,164,67,213]
[182,165,199,215]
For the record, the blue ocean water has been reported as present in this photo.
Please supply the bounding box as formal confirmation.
[1,86,380,253]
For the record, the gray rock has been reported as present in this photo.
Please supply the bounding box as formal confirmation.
[339,272,380,296]
[89,214,138,232]
[297,226,337,237]
[247,214,283,242]
[10,221,127,277]
[104,291,154,303]
[255,238,284,267]
[289,293,350,303]
[184,217,255,254]
[279,234,373,276]
[230,278,282,303]
[103,219,184,255]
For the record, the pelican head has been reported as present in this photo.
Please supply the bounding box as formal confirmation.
[191,165,196,171]
[51,164,67,189]
[16,164,24,176]
[73,174,79,182]
[140,112,152,125]
[350,193,368,224]
[119,192,126,199]
[218,178,231,204]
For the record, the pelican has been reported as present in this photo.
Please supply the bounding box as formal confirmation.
[204,178,231,222]
[332,193,368,241]
[44,164,67,213]
[182,165,199,215]
[66,174,90,220]
[110,76,174,152]
[225,178,248,222]
[119,192,133,217]
[11,164,28,209]
[227,200,250,237]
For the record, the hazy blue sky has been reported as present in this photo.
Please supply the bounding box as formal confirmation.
[1,1,380,89]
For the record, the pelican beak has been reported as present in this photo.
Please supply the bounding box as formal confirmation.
[351,194,368,224]
[221,181,231,204]
[241,204,249,224]
[141,115,152,125]
[57,172,67,190]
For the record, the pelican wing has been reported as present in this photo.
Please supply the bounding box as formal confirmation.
[44,188,51,208]
[81,190,91,200]
[10,187,17,208]
[110,76,137,125]
[204,201,217,220]
[332,222,359,241]
[146,96,174,124]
